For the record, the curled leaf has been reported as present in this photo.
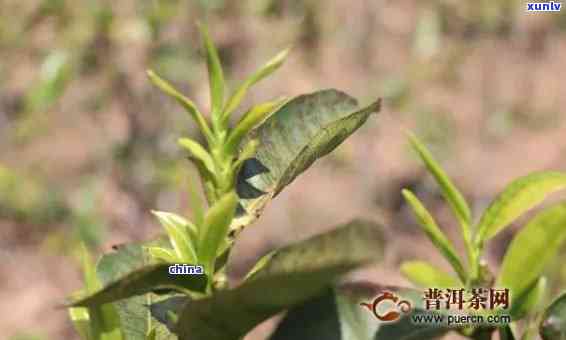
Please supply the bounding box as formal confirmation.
[233,90,381,234]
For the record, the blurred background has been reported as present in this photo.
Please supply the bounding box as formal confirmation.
[1,0,566,339]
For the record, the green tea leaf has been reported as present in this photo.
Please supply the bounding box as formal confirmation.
[187,174,205,227]
[197,23,224,119]
[178,138,216,178]
[400,260,461,288]
[407,132,471,228]
[497,203,566,313]
[175,219,385,340]
[94,242,177,340]
[145,328,157,340]
[147,70,212,141]
[233,90,381,234]
[199,192,238,273]
[68,305,90,340]
[70,263,207,307]
[499,326,517,340]
[74,245,124,340]
[477,171,566,244]
[222,48,290,122]
[540,292,566,340]
[269,290,342,340]
[225,98,287,154]
[145,247,178,263]
[152,211,197,263]
[510,277,546,319]
[402,189,467,282]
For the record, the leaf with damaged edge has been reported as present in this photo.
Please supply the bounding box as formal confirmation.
[233,90,381,233]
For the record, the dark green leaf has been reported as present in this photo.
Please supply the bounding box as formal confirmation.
[84,242,188,340]
[174,219,385,340]
[149,296,189,332]
[374,311,448,340]
[270,290,341,340]
[540,292,566,340]
[233,90,381,232]
[70,263,207,307]
[499,325,517,340]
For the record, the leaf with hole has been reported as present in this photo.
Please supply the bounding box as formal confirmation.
[233,90,381,233]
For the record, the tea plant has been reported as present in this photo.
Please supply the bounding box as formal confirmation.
[67,23,384,340]
[396,133,566,340]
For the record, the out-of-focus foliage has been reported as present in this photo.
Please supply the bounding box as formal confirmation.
[3,0,566,338]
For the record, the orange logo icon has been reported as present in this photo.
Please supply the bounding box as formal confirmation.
[360,291,412,322]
